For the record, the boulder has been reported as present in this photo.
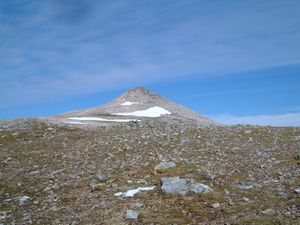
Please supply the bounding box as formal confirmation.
[161,177,213,196]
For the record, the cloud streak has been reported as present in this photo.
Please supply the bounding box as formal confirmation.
[211,112,300,127]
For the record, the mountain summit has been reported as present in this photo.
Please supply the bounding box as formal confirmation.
[60,87,217,126]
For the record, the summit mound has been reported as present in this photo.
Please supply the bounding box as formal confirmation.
[59,87,217,126]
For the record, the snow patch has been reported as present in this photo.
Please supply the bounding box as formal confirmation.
[66,121,88,125]
[67,117,140,123]
[114,186,156,197]
[121,101,139,106]
[113,106,171,118]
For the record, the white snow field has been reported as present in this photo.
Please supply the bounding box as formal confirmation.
[67,117,140,123]
[121,101,139,106]
[113,106,171,118]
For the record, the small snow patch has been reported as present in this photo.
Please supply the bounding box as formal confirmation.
[66,121,88,125]
[121,101,139,106]
[113,106,171,118]
[67,117,140,123]
[114,186,155,197]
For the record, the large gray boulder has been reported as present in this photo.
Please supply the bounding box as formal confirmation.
[161,177,213,196]
[160,177,192,195]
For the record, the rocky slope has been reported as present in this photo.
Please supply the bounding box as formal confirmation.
[0,120,299,224]
[55,87,217,126]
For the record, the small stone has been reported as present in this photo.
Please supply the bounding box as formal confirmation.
[294,188,300,194]
[242,197,249,202]
[203,170,216,180]
[155,162,176,171]
[0,172,5,180]
[89,204,100,212]
[126,210,139,220]
[131,203,144,208]
[29,170,40,176]
[50,169,65,178]
[236,184,253,190]
[262,208,275,215]
[17,195,30,204]
[95,173,110,182]
[277,171,283,176]
[224,189,230,195]
[43,184,59,192]
[190,183,213,194]
[228,199,234,206]
[211,203,220,208]
[22,213,32,223]
[0,211,8,221]
[278,191,288,198]
[90,180,105,191]
[80,215,92,224]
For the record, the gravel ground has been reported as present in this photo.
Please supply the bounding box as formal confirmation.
[0,120,299,224]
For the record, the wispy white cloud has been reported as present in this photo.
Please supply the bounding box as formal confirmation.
[0,0,300,108]
[211,112,300,127]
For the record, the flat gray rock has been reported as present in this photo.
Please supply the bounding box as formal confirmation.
[90,180,105,191]
[161,177,213,195]
[155,162,176,171]
[126,210,139,219]
[236,184,253,190]
[203,170,216,180]
[190,183,213,194]
[95,173,110,182]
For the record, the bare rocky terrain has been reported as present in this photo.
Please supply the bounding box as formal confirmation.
[0,88,299,224]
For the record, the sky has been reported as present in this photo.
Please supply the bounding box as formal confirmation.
[0,0,300,126]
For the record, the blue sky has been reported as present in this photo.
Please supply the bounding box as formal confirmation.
[0,0,300,126]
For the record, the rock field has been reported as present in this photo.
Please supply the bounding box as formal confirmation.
[0,120,299,224]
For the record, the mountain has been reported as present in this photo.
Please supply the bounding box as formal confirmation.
[59,87,217,126]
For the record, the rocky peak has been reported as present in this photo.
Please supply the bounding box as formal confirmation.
[117,87,165,102]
